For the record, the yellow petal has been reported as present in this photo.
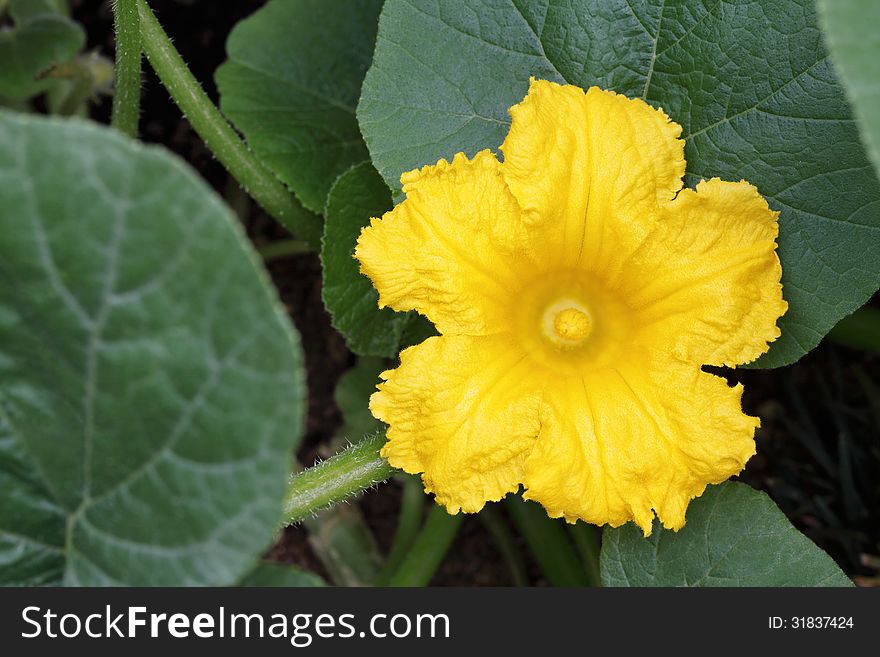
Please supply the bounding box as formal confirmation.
[628,178,787,367]
[500,79,685,268]
[354,150,530,336]
[522,358,757,535]
[371,334,541,513]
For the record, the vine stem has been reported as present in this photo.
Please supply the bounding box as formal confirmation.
[506,496,591,587]
[283,433,395,525]
[386,505,463,587]
[376,475,426,584]
[135,0,322,247]
[568,521,602,587]
[110,0,141,136]
[258,239,311,263]
[479,504,528,586]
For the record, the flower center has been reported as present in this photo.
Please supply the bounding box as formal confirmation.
[542,301,593,348]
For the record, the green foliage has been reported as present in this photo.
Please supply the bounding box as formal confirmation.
[1,0,870,589]
[9,0,70,21]
[600,482,852,587]
[335,356,386,439]
[358,0,880,368]
[819,0,880,181]
[0,0,84,99]
[321,162,410,357]
[216,0,383,213]
[238,562,325,587]
[0,113,306,585]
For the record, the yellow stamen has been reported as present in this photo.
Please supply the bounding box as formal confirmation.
[553,307,592,342]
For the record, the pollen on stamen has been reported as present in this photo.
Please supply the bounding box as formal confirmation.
[540,301,593,348]
[554,307,591,341]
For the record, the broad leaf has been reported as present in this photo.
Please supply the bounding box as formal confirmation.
[0,113,306,586]
[600,482,852,587]
[358,0,880,367]
[0,6,84,99]
[216,0,383,213]
[321,162,410,357]
[819,0,880,180]
[238,562,325,587]
[0,416,65,586]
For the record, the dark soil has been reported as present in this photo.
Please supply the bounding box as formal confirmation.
[69,0,879,586]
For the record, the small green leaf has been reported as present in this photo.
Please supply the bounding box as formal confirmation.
[0,113,306,586]
[333,356,388,440]
[600,482,852,587]
[358,0,880,367]
[335,356,385,439]
[238,562,325,587]
[819,0,880,181]
[0,8,83,99]
[321,161,412,357]
[10,0,70,22]
[216,0,383,212]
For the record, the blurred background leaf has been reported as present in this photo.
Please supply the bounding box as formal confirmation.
[0,0,84,99]
[819,0,880,181]
[238,561,325,587]
[0,113,306,585]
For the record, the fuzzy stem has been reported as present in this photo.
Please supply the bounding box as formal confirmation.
[283,433,395,525]
[135,0,321,247]
[110,0,141,136]
[386,505,463,587]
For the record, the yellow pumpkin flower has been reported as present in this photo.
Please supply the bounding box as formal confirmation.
[355,79,787,535]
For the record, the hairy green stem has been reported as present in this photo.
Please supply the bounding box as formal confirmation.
[828,306,880,355]
[505,496,590,587]
[479,504,528,586]
[377,475,426,584]
[386,505,463,587]
[111,0,141,136]
[258,239,311,263]
[135,0,321,247]
[283,433,395,525]
[568,521,601,587]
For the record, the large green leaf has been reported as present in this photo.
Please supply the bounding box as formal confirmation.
[0,416,65,586]
[358,0,880,367]
[819,0,880,180]
[0,5,84,99]
[0,113,306,586]
[321,162,410,357]
[216,0,383,213]
[600,482,852,587]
